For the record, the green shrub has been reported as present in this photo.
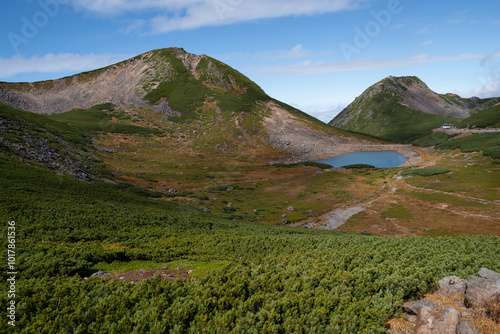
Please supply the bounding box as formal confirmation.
[50,104,161,136]
[344,164,376,169]
[484,146,500,159]
[436,133,500,156]
[272,161,332,169]
[412,132,455,147]
[401,168,451,177]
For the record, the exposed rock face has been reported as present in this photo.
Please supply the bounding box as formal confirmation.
[465,272,500,308]
[458,321,479,334]
[385,76,470,118]
[402,300,436,315]
[415,306,461,334]
[1,49,425,166]
[439,276,468,297]
[0,48,196,115]
[0,56,174,115]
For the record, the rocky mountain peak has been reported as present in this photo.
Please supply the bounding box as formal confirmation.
[386,75,429,91]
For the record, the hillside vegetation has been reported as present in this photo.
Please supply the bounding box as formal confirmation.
[1,148,499,333]
[2,93,500,333]
[457,104,500,129]
[436,132,500,159]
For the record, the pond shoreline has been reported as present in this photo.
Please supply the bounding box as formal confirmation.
[271,144,422,167]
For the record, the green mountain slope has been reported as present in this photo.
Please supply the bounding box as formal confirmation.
[329,76,499,143]
[457,103,500,129]
[0,48,377,164]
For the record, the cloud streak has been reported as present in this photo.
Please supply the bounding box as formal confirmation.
[0,53,132,79]
[68,0,369,33]
[253,53,484,76]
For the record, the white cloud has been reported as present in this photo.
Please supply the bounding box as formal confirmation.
[254,44,329,61]
[0,53,132,79]
[215,44,329,62]
[253,53,484,76]
[470,51,500,98]
[69,0,200,16]
[471,79,500,98]
[69,0,369,33]
[392,24,406,30]
[298,104,346,122]
[420,40,434,46]
[120,19,146,34]
[417,24,438,34]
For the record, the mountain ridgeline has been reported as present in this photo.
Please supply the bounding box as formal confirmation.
[0,47,377,164]
[329,76,500,143]
[0,47,267,118]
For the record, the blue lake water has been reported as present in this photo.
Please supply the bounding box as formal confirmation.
[317,151,407,168]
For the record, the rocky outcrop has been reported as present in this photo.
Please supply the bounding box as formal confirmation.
[90,270,110,278]
[465,268,500,309]
[415,306,461,334]
[0,116,95,182]
[392,268,500,334]
[439,276,468,296]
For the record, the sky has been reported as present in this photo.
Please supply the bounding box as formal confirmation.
[1,0,499,122]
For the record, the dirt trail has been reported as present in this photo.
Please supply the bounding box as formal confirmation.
[302,150,499,232]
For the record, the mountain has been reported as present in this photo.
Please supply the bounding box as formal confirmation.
[0,47,378,163]
[329,76,500,143]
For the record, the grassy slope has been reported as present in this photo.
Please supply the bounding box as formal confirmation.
[1,156,499,333]
[50,103,162,136]
[436,132,500,159]
[1,103,500,332]
[457,104,500,129]
[0,102,91,148]
[332,91,457,143]
[143,49,269,123]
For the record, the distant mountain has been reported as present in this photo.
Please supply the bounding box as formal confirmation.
[0,47,375,163]
[329,76,500,143]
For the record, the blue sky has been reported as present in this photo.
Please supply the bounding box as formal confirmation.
[1,0,499,121]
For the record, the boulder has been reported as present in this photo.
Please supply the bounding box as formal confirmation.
[415,306,461,334]
[90,270,110,278]
[438,276,467,297]
[458,320,479,334]
[478,268,500,282]
[402,300,436,315]
[465,273,500,308]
